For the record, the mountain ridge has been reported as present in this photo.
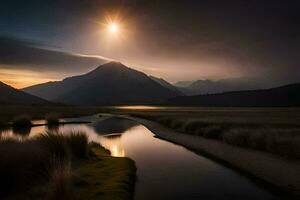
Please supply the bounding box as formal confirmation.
[0,81,51,105]
[167,82,300,107]
[23,62,179,105]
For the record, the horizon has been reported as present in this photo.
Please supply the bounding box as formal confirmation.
[1,0,300,88]
[1,1,300,199]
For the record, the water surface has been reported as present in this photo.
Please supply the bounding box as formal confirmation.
[0,116,279,200]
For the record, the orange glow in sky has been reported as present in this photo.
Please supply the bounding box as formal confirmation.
[0,68,57,89]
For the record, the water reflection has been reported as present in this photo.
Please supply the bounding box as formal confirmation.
[0,115,281,199]
[96,123,278,200]
[93,117,138,134]
[100,134,125,157]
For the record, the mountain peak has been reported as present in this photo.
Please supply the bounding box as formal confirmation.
[97,61,127,69]
[23,62,179,105]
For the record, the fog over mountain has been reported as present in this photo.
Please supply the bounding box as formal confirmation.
[23,62,179,105]
[175,78,270,95]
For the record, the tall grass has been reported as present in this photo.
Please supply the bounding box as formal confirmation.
[0,130,89,198]
[48,161,73,200]
[136,114,300,160]
[222,129,300,159]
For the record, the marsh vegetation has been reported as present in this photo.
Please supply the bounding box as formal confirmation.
[127,107,300,160]
[0,129,135,200]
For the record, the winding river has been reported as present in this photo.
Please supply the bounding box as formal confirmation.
[0,115,279,200]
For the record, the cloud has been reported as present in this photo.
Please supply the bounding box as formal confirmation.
[0,36,108,74]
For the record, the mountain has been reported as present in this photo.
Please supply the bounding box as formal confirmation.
[23,62,179,105]
[149,76,182,94]
[174,81,194,88]
[167,82,300,107]
[176,78,267,95]
[0,81,50,105]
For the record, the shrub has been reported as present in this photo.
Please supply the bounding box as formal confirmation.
[46,114,60,125]
[12,115,32,128]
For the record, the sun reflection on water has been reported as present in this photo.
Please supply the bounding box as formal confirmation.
[100,135,126,157]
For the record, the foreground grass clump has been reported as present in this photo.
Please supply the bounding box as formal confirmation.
[12,115,32,128]
[0,131,136,200]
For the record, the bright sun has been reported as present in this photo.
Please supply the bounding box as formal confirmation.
[108,22,119,33]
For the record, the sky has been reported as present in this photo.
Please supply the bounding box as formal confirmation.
[0,0,300,88]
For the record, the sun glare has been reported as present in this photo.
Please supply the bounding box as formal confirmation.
[99,13,130,42]
[108,22,119,33]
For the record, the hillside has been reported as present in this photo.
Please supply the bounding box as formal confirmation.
[176,78,266,95]
[0,81,50,105]
[149,76,182,94]
[167,82,300,107]
[23,62,179,105]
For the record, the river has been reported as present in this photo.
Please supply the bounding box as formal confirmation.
[0,115,278,200]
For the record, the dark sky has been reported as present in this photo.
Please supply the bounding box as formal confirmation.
[0,0,300,88]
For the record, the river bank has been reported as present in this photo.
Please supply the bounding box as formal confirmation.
[0,129,136,200]
[124,115,300,197]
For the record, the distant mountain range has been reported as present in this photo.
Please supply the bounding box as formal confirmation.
[175,78,267,95]
[0,81,50,105]
[167,82,300,107]
[2,61,297,107]
[23,62,180,105]
[174,81,194,88]
[149,76,183,94]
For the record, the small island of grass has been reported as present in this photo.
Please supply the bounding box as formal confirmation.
[0,131,136,200]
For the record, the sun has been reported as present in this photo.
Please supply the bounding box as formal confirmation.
[108,22,119,33]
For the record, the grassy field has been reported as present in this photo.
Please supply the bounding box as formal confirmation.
[109,107,300,160]
[0,130,136,200]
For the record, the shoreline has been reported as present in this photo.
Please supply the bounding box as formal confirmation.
[123,115,300,198]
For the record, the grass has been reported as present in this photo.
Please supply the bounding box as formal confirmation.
[0,131,136,200]
[125,108,300,160]
[73,144,136,200]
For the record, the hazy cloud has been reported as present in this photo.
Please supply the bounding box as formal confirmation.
[0,36,108,74]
